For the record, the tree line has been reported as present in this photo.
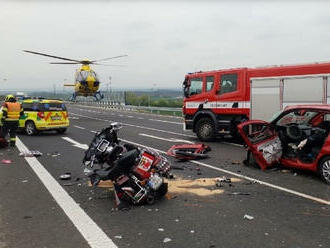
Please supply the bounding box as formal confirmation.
[125,92,182,107]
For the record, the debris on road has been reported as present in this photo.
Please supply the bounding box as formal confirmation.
[48,151,61,157]
[59,172,72,180]
[167,143,211,160]
[243,214,254,220]
[229,192,251,196]
[231,161,241,165]
[114,235,122,239]
[1,159,12,164]
[21,180,28,183]
[19,150,43,157]
[171,166,184,170]
[163,238,172,243]
[158,228,165,232]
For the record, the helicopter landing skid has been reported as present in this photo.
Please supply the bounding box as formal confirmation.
[94,91,104,101]
[69,92,77,101]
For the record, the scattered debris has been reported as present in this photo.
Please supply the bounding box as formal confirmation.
[163,238,172,243]
[190,230,195,233]
[21,180,28,183]
[114,235,122,239]
[171,166,184,170]
[229,192,251,196]
[23,216,32,219]
[1,159,12,164]
[293,172,297,176]
[59,172,71,180]
[175,219,180,222]
[231,161,241,165]
[243,214,254,220]
[281,169,290,173]
[50,152,61,157]
[19,150,42,157]
[158,228,164,232]
[167,143,211,160]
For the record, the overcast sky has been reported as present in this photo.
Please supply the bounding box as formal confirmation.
[1,0,330,92]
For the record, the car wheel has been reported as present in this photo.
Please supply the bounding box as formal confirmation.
[196,118,215,142]
[57,128,67,134]
[319,156,330,184]
[25,121,37,136]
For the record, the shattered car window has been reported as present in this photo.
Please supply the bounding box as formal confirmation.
[276,111,318,126]
[243,123,276,144]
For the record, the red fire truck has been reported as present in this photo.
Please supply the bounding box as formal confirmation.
[182,62,330,141]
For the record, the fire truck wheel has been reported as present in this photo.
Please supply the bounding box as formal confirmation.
[196,118,215,141]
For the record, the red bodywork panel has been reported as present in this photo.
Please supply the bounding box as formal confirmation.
[167,143,211,160]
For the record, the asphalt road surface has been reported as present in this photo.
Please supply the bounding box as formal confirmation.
[1,104,329,248]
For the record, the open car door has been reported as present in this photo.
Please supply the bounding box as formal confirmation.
[237,120,282,170]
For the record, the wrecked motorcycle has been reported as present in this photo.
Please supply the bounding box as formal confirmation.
[82,122,171,205]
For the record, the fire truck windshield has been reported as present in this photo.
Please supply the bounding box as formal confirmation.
[183,77,202,97]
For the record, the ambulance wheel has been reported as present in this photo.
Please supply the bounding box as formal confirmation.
[25,121,38,136]
[196,118,215,141]
[57,128,67,134]
[319,156,330,184]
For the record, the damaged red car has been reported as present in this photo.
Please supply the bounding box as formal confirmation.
[237,105,330,184]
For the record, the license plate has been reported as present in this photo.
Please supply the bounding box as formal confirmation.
[51,115,61,120]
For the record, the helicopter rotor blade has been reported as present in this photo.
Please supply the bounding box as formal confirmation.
[23,50,82,63]
[50,62,81,64]
[91,55,128,63]
[92,63,126,67]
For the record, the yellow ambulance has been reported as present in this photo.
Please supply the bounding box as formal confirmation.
[19,99,70,135]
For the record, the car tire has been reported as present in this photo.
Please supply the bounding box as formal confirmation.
[57,128,67,134]
[318,156,330,184]
[25,121,37,136]
[196,118,215,142]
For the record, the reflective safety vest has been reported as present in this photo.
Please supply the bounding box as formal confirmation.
[4,102,21,121]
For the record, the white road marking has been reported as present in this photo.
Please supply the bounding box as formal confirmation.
[62,137,89,150]
[74,125,86,130]
[127,116,134,118]
[16,138,117,248]
[149,119,182,125]
[70,112,195,138]
[139,133,194,144]
[137,117,144,120]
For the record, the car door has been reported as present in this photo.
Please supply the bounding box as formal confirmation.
[237,120,282,170]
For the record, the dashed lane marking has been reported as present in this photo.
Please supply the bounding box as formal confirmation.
[16,137,117,248]
[148,118,182,125]
[139,133,194,144]
[74,125,86,130]
[70,112,195,138]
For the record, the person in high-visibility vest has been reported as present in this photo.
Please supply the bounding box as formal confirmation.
[1,94,24,147]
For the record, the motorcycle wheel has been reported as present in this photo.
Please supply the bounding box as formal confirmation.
[155,183,168,198]
[146,193,155,205]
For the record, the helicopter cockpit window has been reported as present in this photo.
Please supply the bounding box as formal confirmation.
[80,71,89,80]
[91,71,99,81]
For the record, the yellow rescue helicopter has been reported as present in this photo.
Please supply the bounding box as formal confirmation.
[23,50,127,101]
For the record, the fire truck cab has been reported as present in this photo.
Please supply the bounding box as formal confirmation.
[183,62,330,141]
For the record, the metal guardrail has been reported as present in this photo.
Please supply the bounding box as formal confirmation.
[68,101,182,116]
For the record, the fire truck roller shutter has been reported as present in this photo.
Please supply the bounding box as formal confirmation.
[251,79,281,121]
[282,76,324,108]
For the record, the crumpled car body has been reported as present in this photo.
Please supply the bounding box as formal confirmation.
[167,143,211,160]
[237,105,330,184]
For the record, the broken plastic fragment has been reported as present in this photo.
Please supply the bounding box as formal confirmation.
[114,235,122,239]
[1,159,12,164]
[59,172,71,180]
[163,238,172,243]
[243,214,254,220]
[158,228,164,232]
